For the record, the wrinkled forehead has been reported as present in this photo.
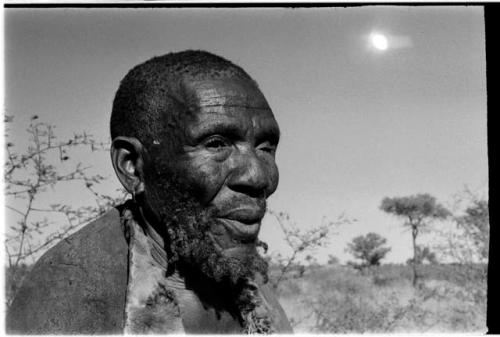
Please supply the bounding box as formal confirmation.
[183,78,272,112]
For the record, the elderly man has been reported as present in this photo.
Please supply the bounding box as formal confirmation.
[7,50,293,334]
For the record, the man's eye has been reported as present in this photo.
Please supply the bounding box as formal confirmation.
[204,136,230,150]
[257,141,276,154]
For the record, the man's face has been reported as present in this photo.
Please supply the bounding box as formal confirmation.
[144,76,280,281]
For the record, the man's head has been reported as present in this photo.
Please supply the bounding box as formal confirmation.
[110,50,280,287]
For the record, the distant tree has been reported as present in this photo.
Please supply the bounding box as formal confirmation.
[346,232,391,268]
[455,198,489,262]
[436,188,488,265]
[380,194,450,286]
[435,189,488,307]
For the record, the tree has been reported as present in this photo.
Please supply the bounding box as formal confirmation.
[435,190,488,307]
[436,188,488,265]
[380,194,450,286]
[346,232,391,268]
[455,198,489,262]
[4,116,127,304]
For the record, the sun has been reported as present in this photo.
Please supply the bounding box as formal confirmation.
[370,33,389,51]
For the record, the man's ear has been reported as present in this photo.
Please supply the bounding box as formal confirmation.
[111,136,147,195]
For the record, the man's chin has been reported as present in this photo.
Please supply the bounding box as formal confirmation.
[181,235,268,286]
[220,243,259,259]
[155,194,268,285]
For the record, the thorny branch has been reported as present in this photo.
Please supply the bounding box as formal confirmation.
[4,115,126,273]
[268,210,351,288]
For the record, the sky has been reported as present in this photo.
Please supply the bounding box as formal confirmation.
[4,6,487,264]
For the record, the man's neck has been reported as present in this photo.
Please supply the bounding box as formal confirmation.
[136,204,168,267]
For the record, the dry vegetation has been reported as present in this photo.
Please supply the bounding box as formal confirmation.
[273,263,487,333]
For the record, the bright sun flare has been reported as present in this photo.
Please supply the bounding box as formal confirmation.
[371,33,388,51]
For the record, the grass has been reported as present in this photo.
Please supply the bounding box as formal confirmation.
[273,263,487,333]
[6,262,487,333]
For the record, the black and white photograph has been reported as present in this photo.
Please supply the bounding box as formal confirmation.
[3,4,489,334]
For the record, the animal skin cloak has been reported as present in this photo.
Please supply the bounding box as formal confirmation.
[6,204,292,334]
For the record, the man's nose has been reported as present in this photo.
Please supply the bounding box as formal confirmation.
[227,147,269,198]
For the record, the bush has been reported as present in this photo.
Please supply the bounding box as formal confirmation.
[346,232,391,267]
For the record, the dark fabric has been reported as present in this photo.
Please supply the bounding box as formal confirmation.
[6,208,129,334]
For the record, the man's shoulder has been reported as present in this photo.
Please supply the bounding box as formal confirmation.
[47,206,128,262]
[26,205,129,279]
[7,206,129,334]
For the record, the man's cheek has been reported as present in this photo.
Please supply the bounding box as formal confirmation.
[186,164,226,204]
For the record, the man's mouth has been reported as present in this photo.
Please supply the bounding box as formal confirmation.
[218,218,261,241]
[221,206,265,223]
[216,207,265,241]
